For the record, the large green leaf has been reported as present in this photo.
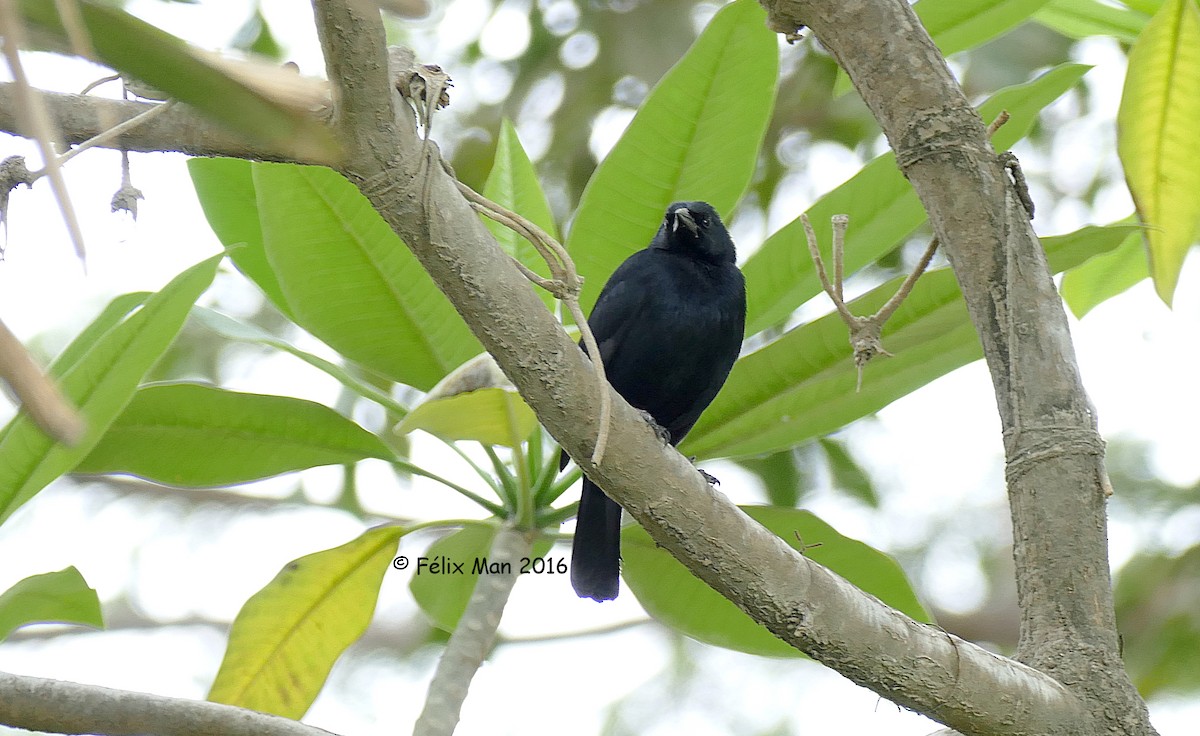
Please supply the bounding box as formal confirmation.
[744,63,1092,335]
[1034,0,1151,41]
[187,158,293,318]
[192,308,405,416]
[1117,0,1200,304]
[20,0,336,162]
[567,0,777,310]
[75,383,393,487]
[0,567,103,641]
[209,526,403,719]
[0,256,220,523]
[622,506,930,658]
[252,162,482,390]
[684,225,1137,459]
[915,0,1054,56]
[481,119,560,309]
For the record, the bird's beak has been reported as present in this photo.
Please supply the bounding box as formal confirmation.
[672,207,698,235]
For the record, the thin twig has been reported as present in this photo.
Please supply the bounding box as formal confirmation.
[802,213,857,325]
[54,0,94,60]
[0,0,87,263]
[802,110,1020,390]
[832,214,845,303]
[871,235,940,325]
[455,179,613,468]
[80,73,121,95]
[0,317,85,444]
[801,213,894,391]
[28,99,177,179]
[986,110,1010,138]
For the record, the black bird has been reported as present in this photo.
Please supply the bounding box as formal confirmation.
[565,201,746,601]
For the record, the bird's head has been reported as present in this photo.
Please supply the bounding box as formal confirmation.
[657,201,736,264]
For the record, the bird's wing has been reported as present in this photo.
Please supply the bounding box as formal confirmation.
[585,251,656,365]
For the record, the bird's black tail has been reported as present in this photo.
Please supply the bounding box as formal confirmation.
[570,477,622,601]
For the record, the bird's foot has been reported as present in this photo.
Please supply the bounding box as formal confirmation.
[637,409,672,445]
[687,457,720,486]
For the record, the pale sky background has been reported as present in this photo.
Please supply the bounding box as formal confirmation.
[1,1,1199,735]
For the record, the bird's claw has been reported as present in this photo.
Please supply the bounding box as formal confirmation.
[637,409,672,445]
[690,460,720,486]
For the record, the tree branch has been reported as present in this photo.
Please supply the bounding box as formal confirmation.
[0,671,342,736]
[760,0,1153,733]
[412,524,532,736]
[0,83,317,162]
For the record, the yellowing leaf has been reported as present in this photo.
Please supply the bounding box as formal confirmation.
[397,389,536,447]
[1117,0,1200,304]
[208,527,403,719]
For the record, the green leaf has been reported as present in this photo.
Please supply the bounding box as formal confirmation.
[734,448,807,508]
[685,224,1136,459]
[622,506,930,658]
[1034,0,1151,41]
[0,256,220,523]
[48,292,149,374]
[567,0,777,310]
[819,438,878,508]
[1061,223,1149,318]
[0,567,103,641]
[20,0,336,162]
[409,524,553,631]
[744,63,1091,335]
[187,158,294,318]
[481,119,560,309]
[209,526,403,719]
[1117,0,1200,304]
[397,389,536,448]
[253,162,482,390]
[75,383,393,487]
[192,308,406,416]
[915,0,1054,56]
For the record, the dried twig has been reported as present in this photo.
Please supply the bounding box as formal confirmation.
[0,317,85,444]
[30,98,177,178]
[804,111,1021,389]
[802,213,898,390]
[456,181,614,466]
[0,0,87,263]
